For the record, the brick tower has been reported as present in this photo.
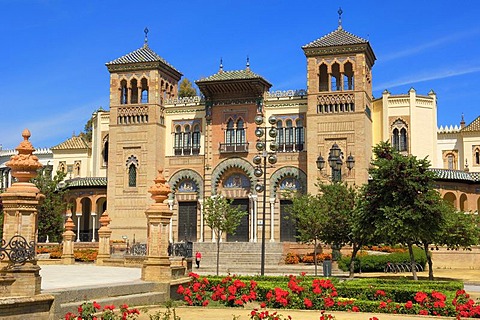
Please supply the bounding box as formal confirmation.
[303,9,376,190]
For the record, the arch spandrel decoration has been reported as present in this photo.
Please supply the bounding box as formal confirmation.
[211,158,255,194]
[270,166,307,198]
[168,169,204,197]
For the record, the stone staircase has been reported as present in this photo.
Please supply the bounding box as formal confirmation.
[46,281,168,319]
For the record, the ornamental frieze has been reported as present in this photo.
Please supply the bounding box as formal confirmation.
[118,106,149,116]
[317,93,354,105]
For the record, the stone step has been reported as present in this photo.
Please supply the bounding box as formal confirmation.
[193,242,285,265]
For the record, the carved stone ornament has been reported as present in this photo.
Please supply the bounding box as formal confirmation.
[99,211,111,228]
[64,217,75,232]
[148,169,171,204]
[6,129,43,183]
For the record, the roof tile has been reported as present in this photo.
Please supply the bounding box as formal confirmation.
[197,69,268,83]
[461,116,480,132]
[52,136,89,150]
[303,27,368,48]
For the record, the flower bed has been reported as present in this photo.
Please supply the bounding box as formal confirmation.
[176,272,480,318]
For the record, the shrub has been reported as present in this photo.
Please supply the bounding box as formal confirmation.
[284,252,300,264]
[301,253,331,264]
[337,247,426,272]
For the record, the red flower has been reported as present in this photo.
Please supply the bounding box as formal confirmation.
[419,309,429,315]
[405,300,413,309]
[260,302,266,308]
[379,301,387,309]
[351,306,359,312]
[93,301,101,310]
[304,298,313,308]
[202,300,209,307]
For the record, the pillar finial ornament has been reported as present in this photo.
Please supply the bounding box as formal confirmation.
[148,169,171,204]
[6,129,43,183]
[144,27,149,46]
[338,7,343,30]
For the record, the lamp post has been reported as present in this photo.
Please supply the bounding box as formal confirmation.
[252,113,277,276]
[316,143,355,182]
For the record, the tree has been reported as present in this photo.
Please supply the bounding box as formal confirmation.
[288,193,323,276]
[362,141,445,280]
[288,182,360,277]
[203,195,248,275]
[178,78,197,97]
[33,168,68,242]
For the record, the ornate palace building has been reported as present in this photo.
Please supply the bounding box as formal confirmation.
[2,16,479,243]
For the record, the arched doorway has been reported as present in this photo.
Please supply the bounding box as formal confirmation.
[443,192,457,209]
[460,194,468,212]
[80,197,92,241]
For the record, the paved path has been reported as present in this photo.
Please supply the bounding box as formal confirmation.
[40,264,142,291]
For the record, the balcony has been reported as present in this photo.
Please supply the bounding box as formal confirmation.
[174,146,201,156]
[219,142,249,154]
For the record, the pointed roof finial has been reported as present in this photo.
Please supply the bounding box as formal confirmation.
[246,55,250,71]
[219,57,223,73]
[338,7,343,30]
[460,113,466,128]
[144,27,149,46]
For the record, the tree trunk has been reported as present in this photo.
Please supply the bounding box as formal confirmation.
[314,238,318,277]
[408,243,418,280]
[349,242,361,279]
[216,232,221,276]
[424,242,434,280]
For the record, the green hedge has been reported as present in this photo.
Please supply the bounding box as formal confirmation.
[337,247,427,273]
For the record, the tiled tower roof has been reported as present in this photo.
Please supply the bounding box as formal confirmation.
[197,69,270,83]
[461,116,480,132]
[64,177,107,188]
[52,136,90,150]
[303,27,368,48]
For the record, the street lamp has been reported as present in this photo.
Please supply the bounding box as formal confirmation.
[253,113,277,276]
[316,143,355,182]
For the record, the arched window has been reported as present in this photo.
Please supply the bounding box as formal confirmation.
[126,155,138,187]
[285,119,294,151]
[399,128,407,152]
[295,119,304,151]
[120,80,128,104]
[391,119,408,153]
[475,148,480,165]
[331,63,341,91]
[343,62,354,90]
[174,125,182,155]
[130,79,138,104]
[128,164,137,187]
[74,161,81,177]
[192,124,201,155]
[276,120,284,152]
[236,118,245,145]
[226,119,235,146]
[447,154,454,170]
[141,78,149,103]
[319,64,328,92]
[183,125,191,154]
[59,162,66,173]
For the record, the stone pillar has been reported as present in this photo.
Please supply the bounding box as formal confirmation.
[96,211,112,265]
[0,129,44,296]
[141,169,174,282]
[270,198,275,242]
[61,217,76,265]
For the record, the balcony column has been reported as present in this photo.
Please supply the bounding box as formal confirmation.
[91,212,97,242]
[76,213,82,242]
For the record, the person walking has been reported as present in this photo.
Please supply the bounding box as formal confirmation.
[195,251,202,268]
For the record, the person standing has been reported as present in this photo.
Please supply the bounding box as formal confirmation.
[195,251,202,268]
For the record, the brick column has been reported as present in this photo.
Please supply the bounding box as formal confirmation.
[96,211,112,265]
[141,169,174,282]
[61,217,75,265]
[0,129,44,296]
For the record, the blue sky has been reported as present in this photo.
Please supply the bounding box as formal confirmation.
[1,1,479,149]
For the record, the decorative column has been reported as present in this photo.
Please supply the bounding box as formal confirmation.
[91,212,97,242]
[198,198,204,242]
[252,194,258,243]
[61,217,76,265]
[0,129,44,296]
[96,211,112,265]
[75,213,82,242]
[141,169,174,282]
[269,198,275,242]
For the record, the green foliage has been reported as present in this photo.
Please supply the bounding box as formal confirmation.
[33,168,68,242]
[337,247,426,272]
[437,209,480,249]
[203,194,248,275]
[178,78,197,97]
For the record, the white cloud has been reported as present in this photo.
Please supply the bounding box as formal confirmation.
[379,28,480,63]
[373,65,480,91]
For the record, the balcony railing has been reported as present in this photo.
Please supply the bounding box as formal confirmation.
[174,146,201,156]
[219,142,249,153]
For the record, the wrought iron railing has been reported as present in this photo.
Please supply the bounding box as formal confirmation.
[219,142,249,153]
[0,235,36,266]
[169,241,193,258]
